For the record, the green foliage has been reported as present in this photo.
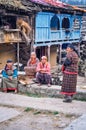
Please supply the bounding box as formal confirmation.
[33,111,41,115]
[25,92,41,98]
[52,111,59,115]
[24,107,33,112]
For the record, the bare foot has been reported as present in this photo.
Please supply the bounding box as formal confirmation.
[14,89,18,93]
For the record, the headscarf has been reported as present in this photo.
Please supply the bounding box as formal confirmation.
[41,56,47,60]
[67,44,79,57]
[5,59,13,71]
[6,59,13,63]
[29,52,37,65]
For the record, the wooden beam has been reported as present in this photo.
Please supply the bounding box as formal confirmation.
[17,42,20,71]
[48,45,50,63]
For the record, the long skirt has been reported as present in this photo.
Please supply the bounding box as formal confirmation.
[36,72,51,84]
[61,73,77,96]
[2,77,18,91]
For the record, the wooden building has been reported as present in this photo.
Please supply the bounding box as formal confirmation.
[0,0,40,69]
[0,0,86,69]
[31,0,86,66]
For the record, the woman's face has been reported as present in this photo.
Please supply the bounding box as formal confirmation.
[66,47,73,53]
[41,58,47,64]
[7,62,13,67]
[31,54,36,59]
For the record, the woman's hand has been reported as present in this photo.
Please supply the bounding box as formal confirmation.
[8,76,12,80]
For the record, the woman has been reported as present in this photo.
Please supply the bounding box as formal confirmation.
[36,56,51,87]
[24,52,39,77]
[1,59,18,93]
[61,44,79,102]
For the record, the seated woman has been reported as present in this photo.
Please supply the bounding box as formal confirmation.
[36,56,51,87]
[24,52,39,77]
[1,59,18,93]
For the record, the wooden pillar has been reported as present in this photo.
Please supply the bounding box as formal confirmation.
[59,44,62,64]
[48,45,50,63]
[33,46,37,54]
[31,14,35,53]
[17,43,19,71]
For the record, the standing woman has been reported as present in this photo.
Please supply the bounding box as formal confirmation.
[61,44,79,102]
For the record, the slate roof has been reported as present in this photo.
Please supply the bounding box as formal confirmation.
[29,0,86,13]
[0,0,27,10]
[0,0,85,14]
[0,0,41,13]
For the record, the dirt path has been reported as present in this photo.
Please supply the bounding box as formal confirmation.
[0,106,78,130]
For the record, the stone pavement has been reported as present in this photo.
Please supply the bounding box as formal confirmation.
[0,92,86,129]
[0,76,86,129]
[64,114,86,130]
[0,92,86,116]
[0,107,21,123]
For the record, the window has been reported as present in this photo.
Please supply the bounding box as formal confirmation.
[50,15,60,30]
[0,16,16,29]
[62,17,70,29]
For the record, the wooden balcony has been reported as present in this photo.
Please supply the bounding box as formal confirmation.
[0,29,22,44]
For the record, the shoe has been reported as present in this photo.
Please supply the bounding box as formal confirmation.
[48,84,51,87]
[63,96,72,103]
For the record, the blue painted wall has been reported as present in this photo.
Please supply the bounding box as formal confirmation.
[35,12,82,46]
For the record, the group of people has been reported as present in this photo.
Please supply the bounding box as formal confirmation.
[1,52,52,93]
[1,44,79,103]
[24,52,52,87]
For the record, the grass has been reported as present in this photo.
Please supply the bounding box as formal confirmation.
[74,97,86,102]
[24,107,33,112]
[52,111,59,115]
[24,92,41,98]
[24,107,59,116]
[33,111,41,115]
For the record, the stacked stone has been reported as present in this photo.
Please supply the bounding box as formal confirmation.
[78,43,86,76]
[78,16,86,77]
[81,16,86,41]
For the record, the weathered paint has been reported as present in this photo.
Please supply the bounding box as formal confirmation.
[35,12,82,46]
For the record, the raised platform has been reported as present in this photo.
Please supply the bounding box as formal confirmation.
[18,76,86,100]
[0,75,86,100]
